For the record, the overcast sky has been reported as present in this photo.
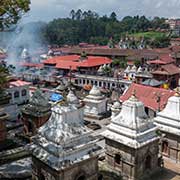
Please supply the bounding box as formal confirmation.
[23,0,180,22]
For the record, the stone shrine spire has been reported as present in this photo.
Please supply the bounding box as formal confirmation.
[102,93,158,148]
[154,88,180,135]
[28,94,101,179]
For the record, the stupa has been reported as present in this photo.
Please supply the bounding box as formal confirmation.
[154,88,180,162]
[102,92,159,180]
[83,85,107,120]
[111,101,121,118]
[28,90,101,180]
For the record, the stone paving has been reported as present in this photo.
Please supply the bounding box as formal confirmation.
[152,158,180,180]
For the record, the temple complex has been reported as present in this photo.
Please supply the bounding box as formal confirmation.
[83,86,107,120]
[102,92,159,180]
[21,88,51,135]
[28,90,101,180]
[154,89,180,163]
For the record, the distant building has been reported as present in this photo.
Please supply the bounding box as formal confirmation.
[120,83,175,117]
[7,80,31,105]
[43,55,112,75]
[28,90,101,180]
[166,19,180,36]
[151,63,180,89]
[154,90,180,163]
[102,93,159,180]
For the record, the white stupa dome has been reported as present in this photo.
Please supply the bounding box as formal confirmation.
[89,86,102,97]
[67,90,79,104]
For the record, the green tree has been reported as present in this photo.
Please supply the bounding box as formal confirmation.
[70,9,75,20]
[0,0,30,30]
[110,12,117,22]
[0,64,9,92]
[75,9,82,20]
[134,59,141,67]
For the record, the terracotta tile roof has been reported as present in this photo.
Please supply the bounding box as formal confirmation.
[148,60,167,65]
[43,55,112,70]
[148,54,175,65]
[120,83,175,111]
[20,63,44,68]
[9,80,31,87]
[152,63,180,75]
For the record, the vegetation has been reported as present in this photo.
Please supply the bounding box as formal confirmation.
[0,64,9,92]
[43,10,170,48]
[134,60,141,67]
[112,58,127,69]
[130,31,166,39]
[0,0,30,30]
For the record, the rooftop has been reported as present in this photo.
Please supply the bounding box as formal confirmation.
[43,55,112,70]
[152,63,180,75]
[9,80,31,88]
[120,83,175,111]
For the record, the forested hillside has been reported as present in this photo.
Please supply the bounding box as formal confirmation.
[42,10,170,47]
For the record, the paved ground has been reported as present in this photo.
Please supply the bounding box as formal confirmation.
[152,158,180,180]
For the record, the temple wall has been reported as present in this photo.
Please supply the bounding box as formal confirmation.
[0,120,6,142]
[32,156,98,180]
[105,138,159,180]
[161,131,180,163]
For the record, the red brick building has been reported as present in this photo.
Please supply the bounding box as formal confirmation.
[151,63,180,89]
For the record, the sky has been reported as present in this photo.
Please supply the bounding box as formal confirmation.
[22,0,180,22]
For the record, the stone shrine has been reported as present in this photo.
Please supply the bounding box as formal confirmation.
[0,108,9,142]
[83,86,107,120]
[154,89,180,163]
[102,92,159,180]
[21,88,51,135]
[28,90,101,180]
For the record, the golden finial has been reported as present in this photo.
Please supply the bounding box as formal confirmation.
[175,87,180,97]
[132,89,136,97]
[130,89,138,101]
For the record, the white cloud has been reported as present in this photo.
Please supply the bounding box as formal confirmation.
[23,0,180,22]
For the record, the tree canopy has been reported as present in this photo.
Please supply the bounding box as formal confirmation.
[43,10,170,48]
[0,0,30,30]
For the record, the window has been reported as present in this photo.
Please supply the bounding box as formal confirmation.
[114,154,121,165]
[75,79,78,84]
[22,89,27,96]
[145,107,149,116]
[14,91,20,98]
[162,141,168,154]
